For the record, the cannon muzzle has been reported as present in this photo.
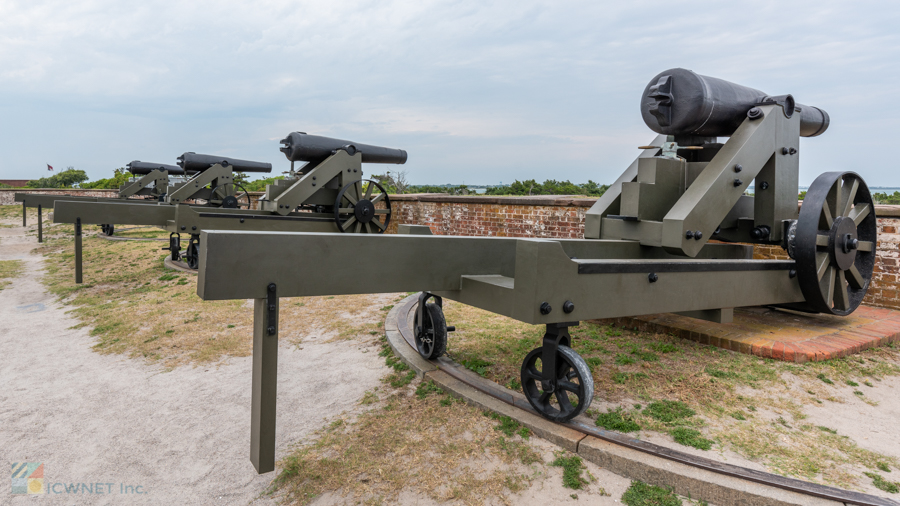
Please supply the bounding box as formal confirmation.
[280,132,407,164]
[127,161,187,176]
[640,68,829,138]
[177,153,273,173]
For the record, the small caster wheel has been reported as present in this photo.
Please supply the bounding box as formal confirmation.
[521,345,593,422]
[414,302,447,360]
[184,236,200,269]
[101,224,115,236]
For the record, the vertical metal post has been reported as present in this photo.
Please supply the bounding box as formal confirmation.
[37,205,42,243]
[75,218,83,284]
[22,201,26,227]
[250,283,279,474]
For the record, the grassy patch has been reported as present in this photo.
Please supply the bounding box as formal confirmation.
[34,229,400,367]
[550,454,590,490]
[864,472,900,493]
[595,407,641,432]
[622,480,682,506]
[486,412,531,439]
[817,373,834,385]
[645,400,695,425]
[272,378,544,504]
[434,300,900,490]
[669,427,713,450]
[0,259,24,290]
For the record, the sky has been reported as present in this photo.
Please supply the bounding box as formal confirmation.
[1,0,899,186]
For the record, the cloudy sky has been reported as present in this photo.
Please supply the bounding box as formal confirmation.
[1,0,898,186]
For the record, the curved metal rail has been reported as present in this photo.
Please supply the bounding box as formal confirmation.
[395,295,898,506]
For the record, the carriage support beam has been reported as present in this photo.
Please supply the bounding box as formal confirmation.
[74,218,82,284]
[38,205,42,243]
[251,283,279,474]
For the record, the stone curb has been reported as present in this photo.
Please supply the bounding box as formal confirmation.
[163,256,198,275]
[383,295,896,506]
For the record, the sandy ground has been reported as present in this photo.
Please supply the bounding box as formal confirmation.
[0,224,387,505]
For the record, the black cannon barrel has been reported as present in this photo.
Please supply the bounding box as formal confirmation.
[127,161,186,176]
[177,153,273,173]
[640,68,829,138]
[280,132,407,164]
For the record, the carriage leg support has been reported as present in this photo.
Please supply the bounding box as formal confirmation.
[74,218,82,284]
[251,283,279,474]
[37,204,42,243]
[22,201,26,227]
[540,322,578,389]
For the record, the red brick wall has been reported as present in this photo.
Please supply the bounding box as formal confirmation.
[388,194,900,311]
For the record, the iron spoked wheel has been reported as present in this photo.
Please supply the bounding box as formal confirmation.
[208,183,251,209]
[794,171,876,315]
[100,224,115,236]
[414,303,448,360]
[334,180,391,233]
[184,236,200,270]
[521,345,593,422]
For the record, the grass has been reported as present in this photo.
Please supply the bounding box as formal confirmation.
[864,472,900,493]
[595,407,641,432]
[271,377,545,505]
[669,428,713,450]
[622,480,682,506]
[550,454,590,490]
[33,222,404,367]
[436,299,900,490]
[0,259,24,290]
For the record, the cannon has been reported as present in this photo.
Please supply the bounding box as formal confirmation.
[280,132,408,165]
[177,153,274,173]
[192,69,876,474]
[52,134,406,277]
[126,161,189,176]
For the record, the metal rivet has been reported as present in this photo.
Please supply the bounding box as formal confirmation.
[268,283,276,292]
[685,230,693,239]
[760,181,769,190]
[181,226,186,231]
[312,183,316,186]
[191,226,196,231]
[789,147,797,155]
[312,176,316,180]
[789,269,797,278]
[734,179,743,187]
[563,300,575,314]
[267,326,276,334]
[240,218,244,223]
[648,273,658,283]
[782,147,790,155]
[734,164,742,172]
[539,302,552,315]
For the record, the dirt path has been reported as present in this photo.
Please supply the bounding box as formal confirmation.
[0,224,388,504]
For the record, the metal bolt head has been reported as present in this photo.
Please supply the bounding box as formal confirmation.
[789,147,797,155]
[268,283,276,292]
[734,164,743,173]
[563,300,575,314]
[734,179,743,187]
[747,107,763,120]
[685,230,693,239]
[789,269,797,278]
[760,181,769,190]
[694,231,703,240]
[192,226,196,231]
[648,273,658,283]
[267,325,276,335]
[782,147,790,155]
[539,302,552,315]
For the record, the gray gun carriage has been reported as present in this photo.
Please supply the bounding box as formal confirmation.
[52,135,407,278]
[192,69,877,474]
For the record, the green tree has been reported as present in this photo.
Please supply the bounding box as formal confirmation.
[26,167,89,188]
[80,168,135,189]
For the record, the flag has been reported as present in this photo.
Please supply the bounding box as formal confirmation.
[47,164,53,171]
